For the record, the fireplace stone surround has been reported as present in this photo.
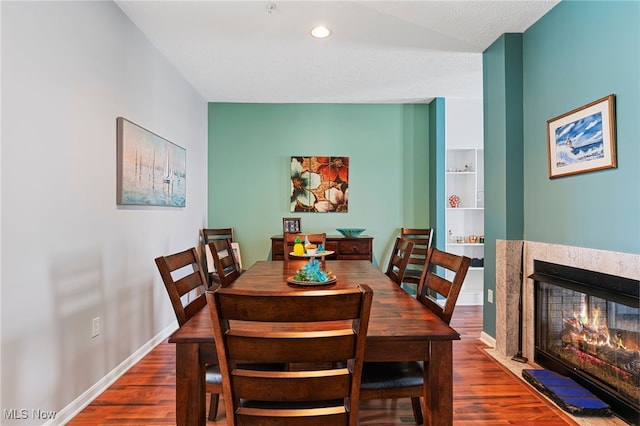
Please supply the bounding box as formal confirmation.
[494,241,640,362]
[492,241,640,423]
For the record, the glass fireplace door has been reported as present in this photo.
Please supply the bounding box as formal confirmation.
[536,281,640,410]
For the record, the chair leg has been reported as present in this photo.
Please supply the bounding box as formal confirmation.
[410,397,423,425]
[208,393,219,421]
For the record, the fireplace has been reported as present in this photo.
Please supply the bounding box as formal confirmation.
[532,260,640,424]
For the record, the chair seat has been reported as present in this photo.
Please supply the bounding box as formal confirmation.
[360,362,424,389]
[209,269,244,284]
[205,364,222,383]
[404,269,422,279]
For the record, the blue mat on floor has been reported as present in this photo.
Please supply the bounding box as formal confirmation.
[522,369,612,417]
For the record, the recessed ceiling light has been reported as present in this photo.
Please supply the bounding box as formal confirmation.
[310,25,332,39]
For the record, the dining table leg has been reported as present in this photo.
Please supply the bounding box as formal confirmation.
[424,340,454,426]
[175,342,206,426]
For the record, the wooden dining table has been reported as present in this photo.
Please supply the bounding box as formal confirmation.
[168,260,460,426]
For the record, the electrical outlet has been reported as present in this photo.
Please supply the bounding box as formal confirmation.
[487,289,494,304]
[92,317,100,338]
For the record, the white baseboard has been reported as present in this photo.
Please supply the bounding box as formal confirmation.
[456,291,483,306]
[47,323,176,425]
[480,331,496,348]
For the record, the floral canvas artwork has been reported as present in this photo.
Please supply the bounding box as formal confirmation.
[290,156,349,212]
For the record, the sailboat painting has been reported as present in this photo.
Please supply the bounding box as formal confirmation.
[117,117,186,206]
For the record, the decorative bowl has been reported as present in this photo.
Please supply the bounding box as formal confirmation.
[336,228,366,238]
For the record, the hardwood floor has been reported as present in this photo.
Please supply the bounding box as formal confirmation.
[68,306,578,425]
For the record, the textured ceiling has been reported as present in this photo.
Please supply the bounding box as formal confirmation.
[115,1,558,103]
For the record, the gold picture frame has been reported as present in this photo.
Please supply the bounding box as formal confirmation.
[546,95,616,179]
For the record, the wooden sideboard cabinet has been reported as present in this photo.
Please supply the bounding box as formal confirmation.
[271,235,373,262]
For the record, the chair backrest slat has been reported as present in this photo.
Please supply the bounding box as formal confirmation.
[201,228,235,243]
[232,369,352,401]
[227,330,358,364]
[424,274,452,298]
[217,289,364,321]
[174,271,205,295]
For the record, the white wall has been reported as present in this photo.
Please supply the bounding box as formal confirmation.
[445,98,484,149]
[1,2,207,424]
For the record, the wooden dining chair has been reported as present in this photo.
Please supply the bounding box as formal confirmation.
[154,247,222,421]
[206,284,373,426]
[360,247,471,424]
[200,228,239,285]
[400,228,434,292]
[384,237,415,285]
[207,238,242,287]
[282,232,326,260]
[202,227,235,243]
[416,247,472,324]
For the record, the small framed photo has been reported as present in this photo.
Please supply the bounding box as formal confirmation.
[547,94,616,179]
[282,217,301,234]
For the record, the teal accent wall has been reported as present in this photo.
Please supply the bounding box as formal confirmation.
[483,34,525,337]
[522,0,640,253]
[482,0,640,338]
[430,98,447,250]
[208,103,430,268]
[402,104,431,227]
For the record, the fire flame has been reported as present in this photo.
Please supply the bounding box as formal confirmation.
[557,296,638,398]
[564,300,623,350]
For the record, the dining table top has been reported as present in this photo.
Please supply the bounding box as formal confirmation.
[169,260,460,351]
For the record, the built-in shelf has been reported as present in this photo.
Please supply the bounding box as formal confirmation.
[445,147,484,305]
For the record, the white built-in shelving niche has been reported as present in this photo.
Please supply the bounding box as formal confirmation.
[444,99,484,306]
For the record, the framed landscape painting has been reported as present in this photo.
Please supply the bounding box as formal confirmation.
[546,95,616,179]
[117,117,186,206]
